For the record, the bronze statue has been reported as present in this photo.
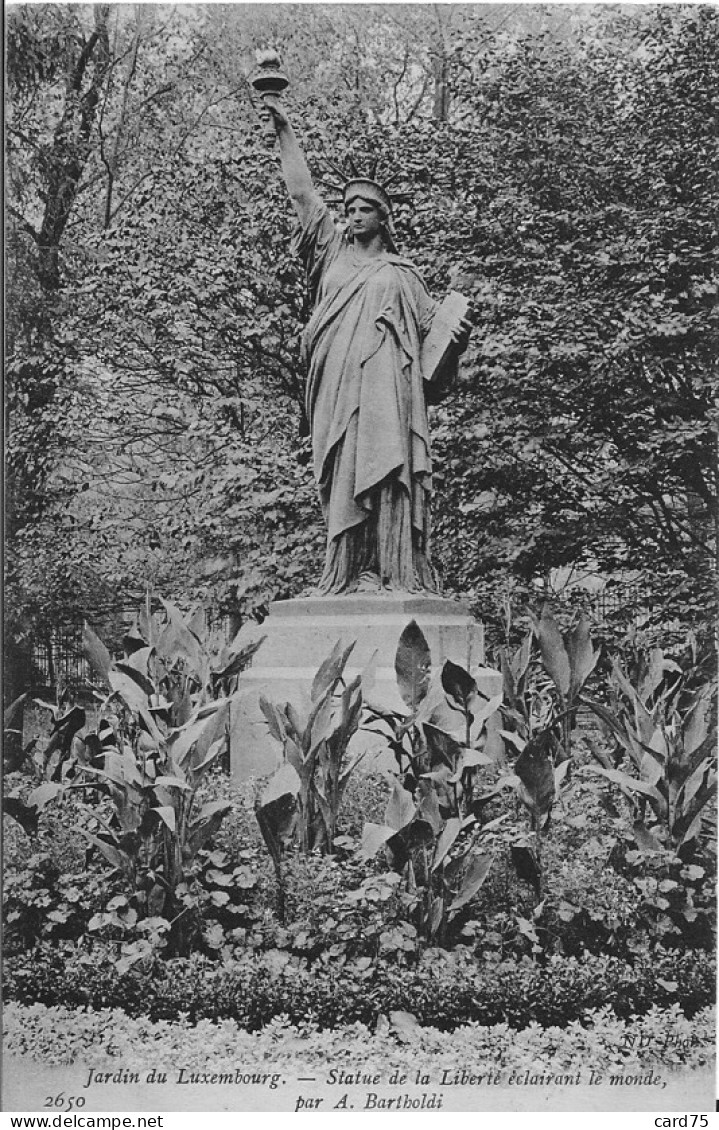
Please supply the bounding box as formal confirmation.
[259,82,470,596]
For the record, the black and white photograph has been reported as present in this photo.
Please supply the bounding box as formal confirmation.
[4,1,717,1117]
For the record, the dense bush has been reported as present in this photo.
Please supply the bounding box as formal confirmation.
[4,1000,713,1074]
[5,942,713,1032]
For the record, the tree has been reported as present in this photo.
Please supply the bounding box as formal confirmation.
[6,4,716,709]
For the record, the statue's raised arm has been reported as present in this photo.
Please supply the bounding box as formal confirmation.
[262,95,322,229]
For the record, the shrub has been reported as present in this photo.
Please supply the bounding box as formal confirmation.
[4,942,713,1032]
[4,1000,713,1074]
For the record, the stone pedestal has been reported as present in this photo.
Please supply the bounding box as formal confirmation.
[229,593,502,781]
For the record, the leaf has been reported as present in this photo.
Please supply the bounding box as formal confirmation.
[154,806,176,832]
[82,621,112,683]
[565,613,599,698]
[416,786,443,835]
[214,637,266,684]
[554,758,571,793]
[587,766,667,816]
[259,695,286,743]
[262,762,301,805]
[191,736,226,776]
[311,639,355,702]
[632,821,664,853]
[171,701,229,768]
[80,830,130,875]
[184,801,232,860]
[432,816,463,871]
[122,646,154,682]
[394,620,432,711]
[514,731,556,819]
[390,1010,420,1039]
[360,821,395,859]
[531,606,570,698]
[108,667,162,742]
[500,729,526,753]
[676,758,713,814]
[429,896,445,936]
[469,694,504,743]
[28,782,64,811]
[440,659,478,713]
[384,780,416,832]
[510,843,541,897]
[510,632,533,687]
[683,692,714,758]
[448,853,492,913]
[256,794,297,870]
[423,722,463,769]
[2,795,39,835]
[157,598,203,671]
[154,774,191,791]
[307,687,334,754]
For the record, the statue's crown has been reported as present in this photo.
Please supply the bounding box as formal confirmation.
[319,156,411,213]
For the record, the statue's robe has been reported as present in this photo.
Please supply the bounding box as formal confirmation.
[294,201,443,593]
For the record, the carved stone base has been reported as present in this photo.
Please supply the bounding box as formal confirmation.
[229,593,502,781]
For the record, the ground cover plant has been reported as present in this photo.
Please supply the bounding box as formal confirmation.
[5,1000,714,1076]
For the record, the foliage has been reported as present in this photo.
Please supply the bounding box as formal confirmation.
[361,621,510,943]
[3,852,114,956]
[253,640,366,921]
[20,601,262,958]
[5,941,714,1033]
[4,999,714,1078]
[258,640,365,856]
[582,642,717,855]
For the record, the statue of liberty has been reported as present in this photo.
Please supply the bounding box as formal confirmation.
[261,87,470,596]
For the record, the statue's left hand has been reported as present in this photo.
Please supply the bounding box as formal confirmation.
[451,316,472,354]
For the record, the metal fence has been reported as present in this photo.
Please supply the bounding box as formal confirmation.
[30,607,236,694]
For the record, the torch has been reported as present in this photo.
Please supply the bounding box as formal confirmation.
[249,49,289,144]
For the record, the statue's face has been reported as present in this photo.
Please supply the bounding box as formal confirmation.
[345,197,382,240]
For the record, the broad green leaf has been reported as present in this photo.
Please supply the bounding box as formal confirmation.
[588,765,667,814]
[80,830,130,875]
[448,853,492,913]
[440,659,478,713]
[157,598,203,671]
[154,774,191,791]
[109,667,162,742]
[308,687,334,754]
[429,896,444,936]
[262,761,301,805]
[185,802,232,861]
[154,805,176,832]
[515,734,555,818]
[469,694,504,743]
[423,722,462,769]
[384,780,416,832]
[417,786,443,835]
[360,821,395,859]
[28,782,64,811]
[256,793,297,870]
[632,821,664,853]
[82,621,112,684]
[683,693,714,758]
[394,620,431,711]
[531,606,570,698]
[565,614,599,698]
[311,639,355,702]
[432,816,462,871]
[676,758,714,814]
[190,736,226,776]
